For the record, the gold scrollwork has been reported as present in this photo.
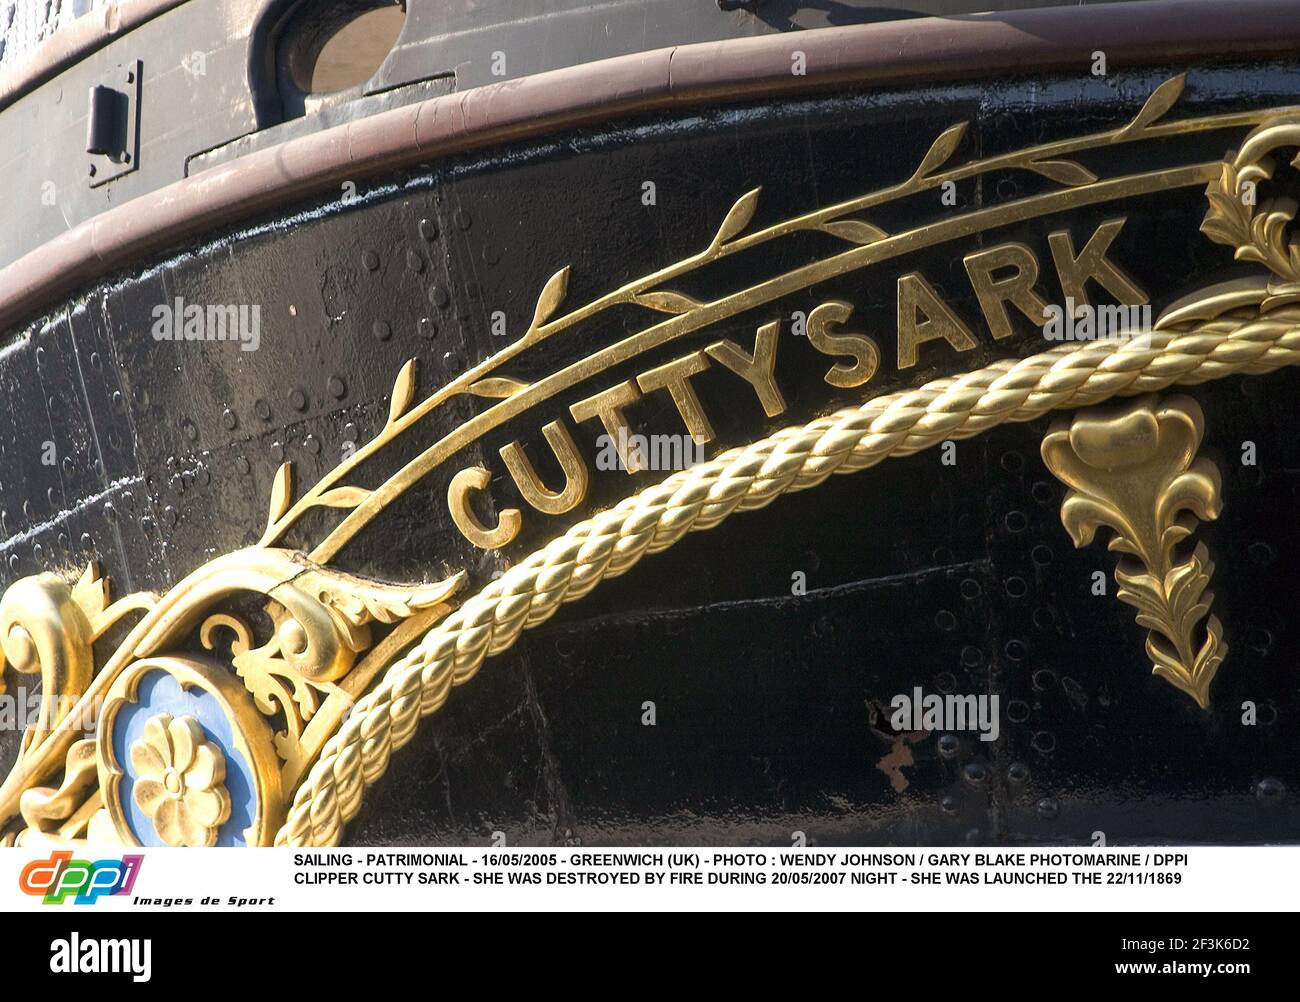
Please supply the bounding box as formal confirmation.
[1202,119,1300,290]
[1042,395,1226,708]
[0,546,461,845]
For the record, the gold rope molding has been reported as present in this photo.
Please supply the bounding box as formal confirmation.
[275,296,1300,846]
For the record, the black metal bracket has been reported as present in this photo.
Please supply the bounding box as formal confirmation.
[86,60,142,188]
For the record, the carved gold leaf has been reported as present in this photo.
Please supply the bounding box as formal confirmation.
[1041,394,1226,708]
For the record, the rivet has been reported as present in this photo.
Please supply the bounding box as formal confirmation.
[454,209,471,230]
[222,408,238,430]
[428,285,450,309]
[1256,777,1286,802]
[961,761,987,785]
[372,320,392,341]
[305,435,321,455]
[290,389,307,411]
[327,376,346,399]
[235,456,250,475]
[255,399,272,421]
[270,442,285,463]
[361,250,380,271]
[419,218,438,241]
[406,250,425,273]
[1249,541,1276,566]
[418,318,437,339]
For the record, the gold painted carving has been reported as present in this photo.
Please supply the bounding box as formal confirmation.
[0,548,460,845]
[129,715,231,848]
[276,279,1300,843]
[1041,396,1225,708]
[3,77,1300,846]
[244,72,1273,559]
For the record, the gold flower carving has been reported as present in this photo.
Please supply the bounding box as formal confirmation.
[1041,394,1226,708]
[130,714,232,847]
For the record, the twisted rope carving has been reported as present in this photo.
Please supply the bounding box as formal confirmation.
[275,312,1300,845]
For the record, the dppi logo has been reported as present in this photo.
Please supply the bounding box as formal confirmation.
[19,852,143,905]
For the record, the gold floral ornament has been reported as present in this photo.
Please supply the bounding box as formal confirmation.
[1202,118,1300,298]
[130,714,231,847]
[1041,394,1226,708]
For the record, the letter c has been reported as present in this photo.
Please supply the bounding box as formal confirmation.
[448,467,522,549]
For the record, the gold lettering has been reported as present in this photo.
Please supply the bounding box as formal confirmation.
[636,350,715,444]
[706,322,786,417]
[448,466,521,549]
[962,242,1051,341]
[499,420,589,516]
[1047,218,1148,308]
[570,379,644,473]
[896,272,978,369]
[805,301,880,388]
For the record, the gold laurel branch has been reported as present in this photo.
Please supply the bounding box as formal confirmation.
[274,306,1300,846]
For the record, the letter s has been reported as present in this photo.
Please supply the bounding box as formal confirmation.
[806,301,880,388]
